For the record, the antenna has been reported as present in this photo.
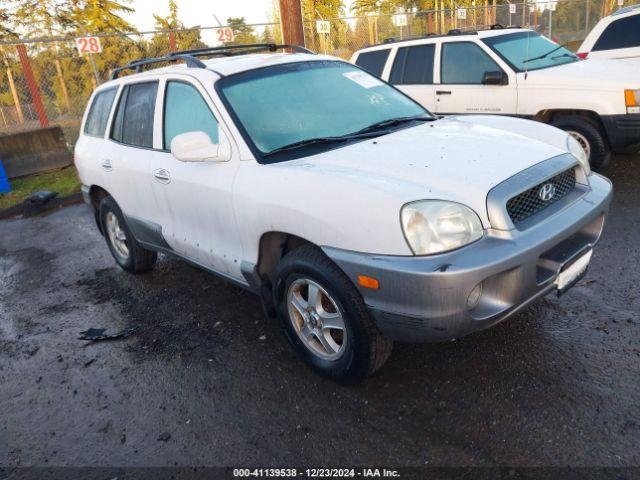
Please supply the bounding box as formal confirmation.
[524,27,531,80]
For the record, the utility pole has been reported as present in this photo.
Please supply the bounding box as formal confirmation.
[278,0,305,47]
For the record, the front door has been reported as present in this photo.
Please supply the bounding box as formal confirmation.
[148,76,242,279]
[434,41,517,116]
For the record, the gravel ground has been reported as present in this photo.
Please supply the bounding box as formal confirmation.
[1,155,639,469]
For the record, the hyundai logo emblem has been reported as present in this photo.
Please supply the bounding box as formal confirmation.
[538,183,557,202]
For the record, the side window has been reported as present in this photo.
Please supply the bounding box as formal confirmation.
[441,42,502,84]
[163,81,219,149]
[355,49,390,77]
[84,87,117,137]
[111,81,158,148]
[593,16,640,50]
[389,44,435,85]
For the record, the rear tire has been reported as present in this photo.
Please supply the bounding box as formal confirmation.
[99,196,157,273]
[272,244,392,382]
[551,115,610,171]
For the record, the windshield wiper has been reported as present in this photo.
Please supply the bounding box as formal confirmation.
[352,114,435,135]
[263,131,383,157]
[263,115,434,158]
[522,44,566,64]
[551,53,577,60]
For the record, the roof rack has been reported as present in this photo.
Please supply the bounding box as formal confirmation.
[379,30,477,46]
[169,43,314,57]
[109,43,313,80]
[382,33,435,44]
[612,3,640,15]
[110,54,205,79]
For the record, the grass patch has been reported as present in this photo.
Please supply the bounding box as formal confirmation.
[0,166,81,211]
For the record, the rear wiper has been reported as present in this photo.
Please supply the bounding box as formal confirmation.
[352,114,435,135]
[523,44,565,64]
[263,131,383,157]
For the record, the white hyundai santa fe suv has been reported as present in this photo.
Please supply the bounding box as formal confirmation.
[75,44,612,380]
[351,26,640,171]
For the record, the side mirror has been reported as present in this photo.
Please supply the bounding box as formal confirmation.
[170,131,231,162]
[482,70,507,85]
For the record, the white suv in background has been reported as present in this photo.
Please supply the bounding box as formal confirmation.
[578,5,640,60]
[351,27,640,170]
[76,45,611,380]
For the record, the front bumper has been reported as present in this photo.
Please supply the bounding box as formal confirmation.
[323,174,612,343]
[601,113,640,152]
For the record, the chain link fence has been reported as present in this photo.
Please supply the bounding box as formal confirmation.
[0,0,636,144]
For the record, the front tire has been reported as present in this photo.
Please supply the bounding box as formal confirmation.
[272,244,392,381]
[551,115,610,171]
[99,196,157,273]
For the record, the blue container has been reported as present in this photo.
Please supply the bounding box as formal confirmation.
[0,159,11,193]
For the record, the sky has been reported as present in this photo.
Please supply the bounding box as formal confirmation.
[125,0,285,32]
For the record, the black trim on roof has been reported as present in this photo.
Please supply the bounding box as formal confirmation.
[109,43,314,80]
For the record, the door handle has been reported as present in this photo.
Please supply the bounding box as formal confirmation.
[436,90,452,95]
[101,159,113,171]
[153,168,171,184]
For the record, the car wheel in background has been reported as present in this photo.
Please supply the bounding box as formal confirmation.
[272,244,392,381]
[99,196,157,273]
[551,115,610,171]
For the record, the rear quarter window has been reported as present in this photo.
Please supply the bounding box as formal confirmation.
[354,49,390,77]
[83,87,117,137]
[593,15,640,50]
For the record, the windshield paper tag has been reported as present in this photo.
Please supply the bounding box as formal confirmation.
[343,71,383,89]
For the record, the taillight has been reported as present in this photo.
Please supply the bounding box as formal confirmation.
[576,52,588,59]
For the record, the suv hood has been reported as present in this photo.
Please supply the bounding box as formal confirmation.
[280,116,570,227]
[523,58,639,89]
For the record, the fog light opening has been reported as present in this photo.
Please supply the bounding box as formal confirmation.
[467,283,483,310]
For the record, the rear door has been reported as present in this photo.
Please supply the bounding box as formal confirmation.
[388,43,437,111]
[100,80,159,223]
[434,40,517,115]
[589,14,640,59]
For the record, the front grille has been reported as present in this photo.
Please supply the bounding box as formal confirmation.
[506,168,576,225]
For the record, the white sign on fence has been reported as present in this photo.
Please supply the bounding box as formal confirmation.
[548,1,557,11]
[617,0,624,6]
[456,8,467,19]
[215,27,234,43]
[316,20,331,34]
[393,14,408,27]
[75,36,102,54]
[509,3,517,14]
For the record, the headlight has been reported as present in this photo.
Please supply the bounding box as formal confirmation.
[625,89,640,114]
[400,200,483,255]
[567,134,590,176]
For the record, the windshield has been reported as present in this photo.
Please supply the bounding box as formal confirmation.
[482,31,579,72]
[217,60,429,162]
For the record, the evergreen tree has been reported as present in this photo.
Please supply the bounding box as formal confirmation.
[0,7,15,37]
[149,0,204,55]
[226,17,258,44]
